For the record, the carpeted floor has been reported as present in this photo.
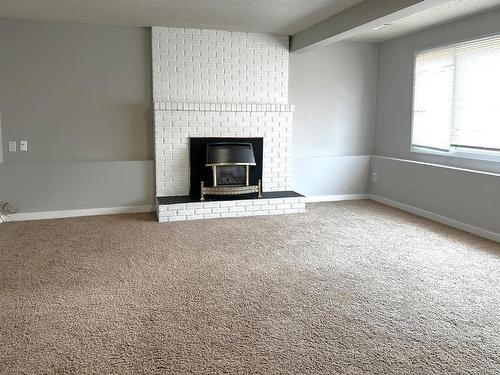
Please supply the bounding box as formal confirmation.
[0,201,499,374]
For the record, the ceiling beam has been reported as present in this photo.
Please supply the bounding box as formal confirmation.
[290,0,447,53]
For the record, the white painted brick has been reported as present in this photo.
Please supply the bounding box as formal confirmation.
[166,204,186,211]
[253,200,267,205]
[195,208,212,215]
[186,215,203,220]
[204,213,220,219]
[158,210,177,217]
[236,200,253,206]
[168,216,186,222]
[212,207,229,214]
[276,203,292,210]
[186,202,203,209]
[178,209,195,216]
[219,201,237,207]
[246,205,262,212]
[229,206,245,213]
[202,202,220,208]
[269,198,283,204]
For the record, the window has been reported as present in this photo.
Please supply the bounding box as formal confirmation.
[411,34,500,161]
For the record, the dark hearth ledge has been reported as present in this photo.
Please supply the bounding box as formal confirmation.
[157,191,303,205]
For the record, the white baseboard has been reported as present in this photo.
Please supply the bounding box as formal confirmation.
[303,194,370,203]
[369,195,500,243]
[4,205,154,222]
[3,195,498,243]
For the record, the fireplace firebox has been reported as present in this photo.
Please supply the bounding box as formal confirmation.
[189,138,263,200]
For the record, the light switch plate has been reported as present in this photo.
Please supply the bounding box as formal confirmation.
[8,141,16,152]
[20,140,28,151]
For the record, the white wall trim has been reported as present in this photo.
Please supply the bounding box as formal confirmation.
[372,155,500,177]
[303,194,370,203]
[4,205,154,222]
[369,194,500,243]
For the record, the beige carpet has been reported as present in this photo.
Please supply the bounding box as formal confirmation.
[0,201,499,374]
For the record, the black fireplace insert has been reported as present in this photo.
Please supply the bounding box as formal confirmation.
[189,137,263,199]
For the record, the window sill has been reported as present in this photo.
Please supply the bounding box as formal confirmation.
[410,145,500,163]
[373,155,500,178]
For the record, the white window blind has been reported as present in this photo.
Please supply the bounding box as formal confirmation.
[412,34,500,155]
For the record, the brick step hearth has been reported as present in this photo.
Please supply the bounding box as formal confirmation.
[157,191,305,222]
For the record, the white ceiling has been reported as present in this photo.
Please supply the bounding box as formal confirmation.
[0,0,363,35]
[1,0,499,42]
[349,0,500,42]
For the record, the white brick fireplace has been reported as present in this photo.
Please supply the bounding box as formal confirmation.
[152,27,304,221]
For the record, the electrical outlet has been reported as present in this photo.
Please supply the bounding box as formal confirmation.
[8,141,16,152]
[20,140,28,151]
[372,172,378,182]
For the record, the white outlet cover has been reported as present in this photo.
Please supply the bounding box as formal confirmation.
[8,141,16,152]
[20,140,28,151]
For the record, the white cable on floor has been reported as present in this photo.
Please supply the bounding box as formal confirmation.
[0,201,17,223]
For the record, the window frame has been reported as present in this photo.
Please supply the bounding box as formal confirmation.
[410,33,500,163]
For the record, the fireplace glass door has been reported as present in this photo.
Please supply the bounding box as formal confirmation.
[215,165,246,186]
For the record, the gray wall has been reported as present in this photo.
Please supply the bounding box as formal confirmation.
[371,156,500,234]
[372,9,500,233]
[0,161,154,212]
[289,41,378,196]
[0,19,154,212]
[0,18,152,162]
